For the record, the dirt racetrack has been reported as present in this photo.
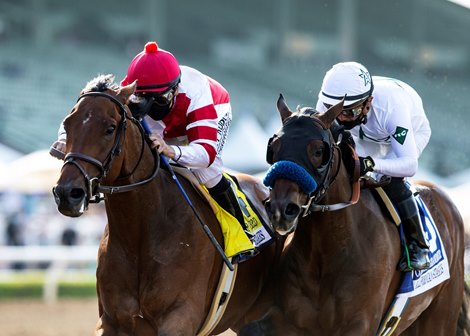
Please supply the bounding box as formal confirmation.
[0,299,235,336]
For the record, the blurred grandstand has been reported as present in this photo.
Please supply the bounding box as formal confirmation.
[0,0,469,178]
[0,0,470,271]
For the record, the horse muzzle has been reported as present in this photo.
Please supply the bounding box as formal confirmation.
[53,183,88,217]
[265,199,301,235]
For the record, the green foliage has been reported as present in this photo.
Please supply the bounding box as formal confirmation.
[58,282,97,298]
[0,272,97,299]
[0,282,43,299]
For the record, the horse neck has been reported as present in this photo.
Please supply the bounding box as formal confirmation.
[103,126,162,246]
[294,162,355,260]
[321,153,352,205]
[121,125,155,181]
[103,174,171,251]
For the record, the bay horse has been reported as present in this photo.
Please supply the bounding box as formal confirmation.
[240,95,470,335]
[52,75,283,335]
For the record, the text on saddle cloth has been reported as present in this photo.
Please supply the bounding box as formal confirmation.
[374,184,449,296]
[396,191,450,297]
[205,173,274,258]
[375,187,450,336]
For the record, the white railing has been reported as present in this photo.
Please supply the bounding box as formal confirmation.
[0,245,97,303]
[2,245,470,303]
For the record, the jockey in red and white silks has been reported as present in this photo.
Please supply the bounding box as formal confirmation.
[138,65,231,188]
[120,42,257,261]
[53,41,256,262]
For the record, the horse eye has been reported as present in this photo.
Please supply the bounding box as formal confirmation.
[105,125,116,135]
[314,148,324,158]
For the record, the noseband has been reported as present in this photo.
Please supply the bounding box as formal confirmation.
[63,91,160,205]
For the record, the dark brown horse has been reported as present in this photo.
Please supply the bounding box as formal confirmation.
[240,95,470,335]
[52,75,283,335]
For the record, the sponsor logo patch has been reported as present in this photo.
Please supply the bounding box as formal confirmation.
[393,126,408,145]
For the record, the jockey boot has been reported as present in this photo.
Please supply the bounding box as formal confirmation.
[209,176,257,264]
[209,176,247,230]
[396,195,431,272]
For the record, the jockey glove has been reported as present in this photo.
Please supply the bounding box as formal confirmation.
[359,156,375,176]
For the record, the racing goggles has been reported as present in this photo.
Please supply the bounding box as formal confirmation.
[135,86,177,106]
[324,98,368,118]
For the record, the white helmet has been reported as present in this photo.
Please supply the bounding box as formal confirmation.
[319,62,374,108]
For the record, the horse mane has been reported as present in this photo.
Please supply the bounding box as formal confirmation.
[82,74,120,93]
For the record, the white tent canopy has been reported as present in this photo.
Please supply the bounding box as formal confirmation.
[0,144,23,175]
[222,115,270,174]
[0,143,22,165]
[0,149,63,194]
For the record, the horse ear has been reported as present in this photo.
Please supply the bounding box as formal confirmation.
[117,80,137,104]
[317,98,344,128]
[277,94,293,123]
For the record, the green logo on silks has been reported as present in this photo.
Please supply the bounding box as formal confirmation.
[393,126,408,145]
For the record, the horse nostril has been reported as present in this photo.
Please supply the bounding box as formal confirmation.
[284,203,301,220]
[70,188,85,200]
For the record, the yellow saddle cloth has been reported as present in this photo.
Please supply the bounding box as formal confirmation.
[204,173,269,257]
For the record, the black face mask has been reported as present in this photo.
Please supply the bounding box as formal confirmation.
[147,101,173,120]
[128,97,154,120]
[337,114,367,130]
[128,95,173,121]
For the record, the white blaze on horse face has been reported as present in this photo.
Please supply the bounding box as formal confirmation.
[82,112,92,125]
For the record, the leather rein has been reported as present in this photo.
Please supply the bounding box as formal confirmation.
[62,91,160,205]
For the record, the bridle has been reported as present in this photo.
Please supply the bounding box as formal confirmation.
[299,114,361,215]
[301,142,360,216]
[62,91,160,206]
[266,110,360,217]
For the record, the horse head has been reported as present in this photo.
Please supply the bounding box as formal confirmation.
[52,74,148,217]
[263,94,344,235]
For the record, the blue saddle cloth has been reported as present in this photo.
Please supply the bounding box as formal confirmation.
[396,189,449,297]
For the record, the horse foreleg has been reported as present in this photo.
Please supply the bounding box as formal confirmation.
[95,315,118,336]
[153,315,198,336]
[95,313,149,336]
[134,317,157,336]
[239,306,302,336]
[95,314,156,336]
